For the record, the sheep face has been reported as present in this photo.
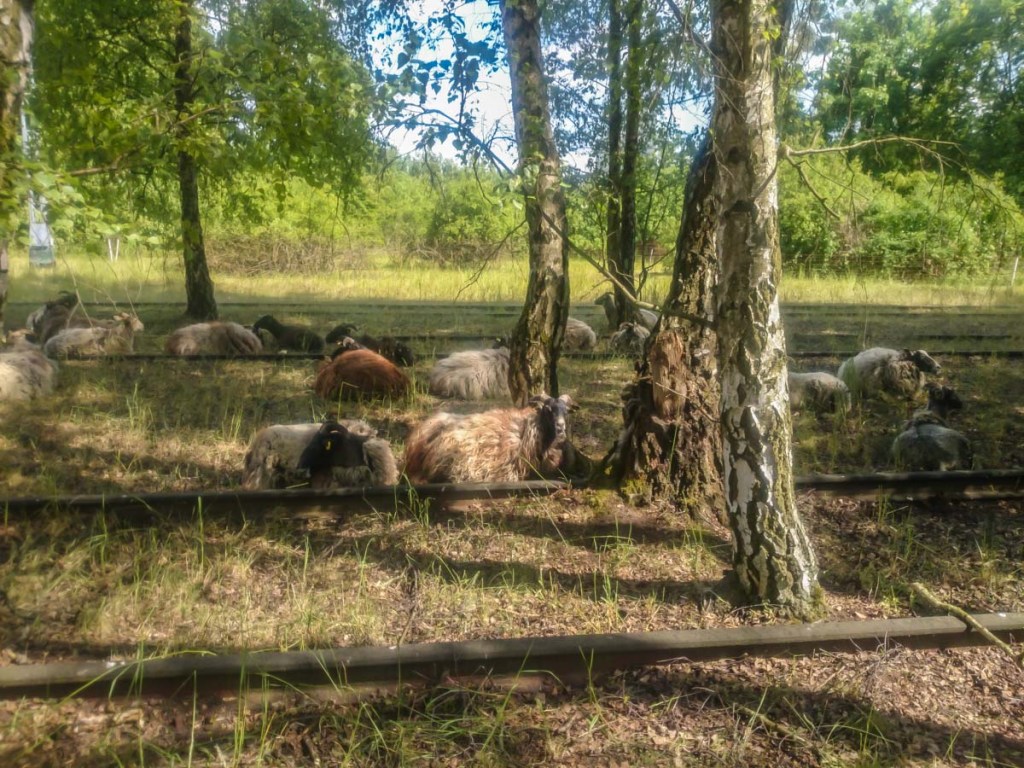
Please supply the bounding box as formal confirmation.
[925,383,962,417]
[532,394,575,449]
[385,339,416,367]
[907,349,940,375]
[297,421,369,473]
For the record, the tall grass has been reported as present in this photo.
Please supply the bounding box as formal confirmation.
[6,246,1022,307]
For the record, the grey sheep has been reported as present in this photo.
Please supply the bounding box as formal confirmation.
[242,420,397,489]
[891,385,971,471]
[0,341,59,401]
[43,313,144,357]
[564,317,598,352]
[610,321,650,358]
[837,347,940,400]
[428,347,510,400]
[165,322,263,356]
[595,292,658,331]
[403,394,580,483]
[788,371,851,414]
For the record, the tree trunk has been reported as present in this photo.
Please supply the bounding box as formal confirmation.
[604,0,623,327]
[606,134,722,517]
[711,0,819,615]
[613,0,642,325]
[0,0,33,335]
[501,0,569,404]
[174,0,217,321]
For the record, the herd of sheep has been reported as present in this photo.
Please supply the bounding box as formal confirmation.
[0,290,975,495]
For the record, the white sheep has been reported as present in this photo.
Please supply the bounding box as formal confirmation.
[788,371,851,414]
[610,321,650,357]
[403,394,579,483]
[565,317,598,352]
[428,347,510,400]
[43,313,144,358]
[0,343,59,401]
[165,322,263,356]
[837,347,940,401]
[242,420,398,489]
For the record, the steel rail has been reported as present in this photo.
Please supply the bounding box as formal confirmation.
[0,613,1020,700]
[2,471,1022,519]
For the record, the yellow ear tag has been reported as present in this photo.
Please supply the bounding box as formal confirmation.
[324,440,332,450]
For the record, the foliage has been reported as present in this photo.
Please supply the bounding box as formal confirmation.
[779,152,1024,279]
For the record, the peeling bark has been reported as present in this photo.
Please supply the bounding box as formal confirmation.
[174,0,217,321]
[608,136,721,516]
[711,0,819,614]
[0,0,33,334]
[501,0,569,404]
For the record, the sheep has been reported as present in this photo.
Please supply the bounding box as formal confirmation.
[403,394,580,483]
[251,314,325,353]
[25,290,79,340]
[595,292,658,331]
[610,321,650,358]
[837,347,941,401]
[891,386,971,471]
[0,344,59,401]
[788,371,851,414]
[297,421,400,488]
[165,322,263,356]
[43,313,144,358]
[325,324,415,366]
[564,317,598,352]
[314,337,411,401]
[242,419,396,489]
[428,347,510,400]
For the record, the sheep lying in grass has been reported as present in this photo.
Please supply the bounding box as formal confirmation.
[610,321,650,358]
[0,343,59,401]
[403,394,581,483]
[428,347,510,400]
[252,315,325,353]
[325,324,415,366]
[595,292,658,331]
[837,347,940,401]
[564,317,598,352]
[788,371,851,414]
[891,385,971,471]
[165,322,263,356]
[26,291,80,341]
[43,313,144,357]
[243,420,397,489]
[314,338,411,401]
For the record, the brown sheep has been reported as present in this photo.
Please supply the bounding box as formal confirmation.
[314,338,411,401]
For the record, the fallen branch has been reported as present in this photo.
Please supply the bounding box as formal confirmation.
[910,582,1024,670]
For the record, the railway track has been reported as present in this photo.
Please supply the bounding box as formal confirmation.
[2,470,1022,519]
[0,612,1020,701]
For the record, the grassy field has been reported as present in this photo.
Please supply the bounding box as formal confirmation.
[1,252,1022,766]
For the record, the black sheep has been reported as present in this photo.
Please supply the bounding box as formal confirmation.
[252,315,325,353]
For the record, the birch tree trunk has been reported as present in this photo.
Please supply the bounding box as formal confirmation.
[604,0,624,327]
[0,0,33,335]
[711,0,819,614]
[614,0,642,324]
[606,134,721,516]
[174,0,217,321]
[501,0,569,404]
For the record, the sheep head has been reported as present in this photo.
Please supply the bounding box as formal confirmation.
[530,394,576,449]
[252,315,281,334]
[114,312,144,332]
[905,349,941,375]
[325,323,360,344]
[297,421,369,473]
[329,336,367,359]
[925,383,963,417]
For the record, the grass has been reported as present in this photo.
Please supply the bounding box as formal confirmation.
[1,252,1023,766]
[5,246,1024,309]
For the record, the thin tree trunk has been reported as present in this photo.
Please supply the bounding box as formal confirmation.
[174,0,217,321]
[0,0,33,335]
[501,0,569,404]
[606,134,721,516]
[604,0,624,328]
[614,0,642,324]
[711,0,819,615]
